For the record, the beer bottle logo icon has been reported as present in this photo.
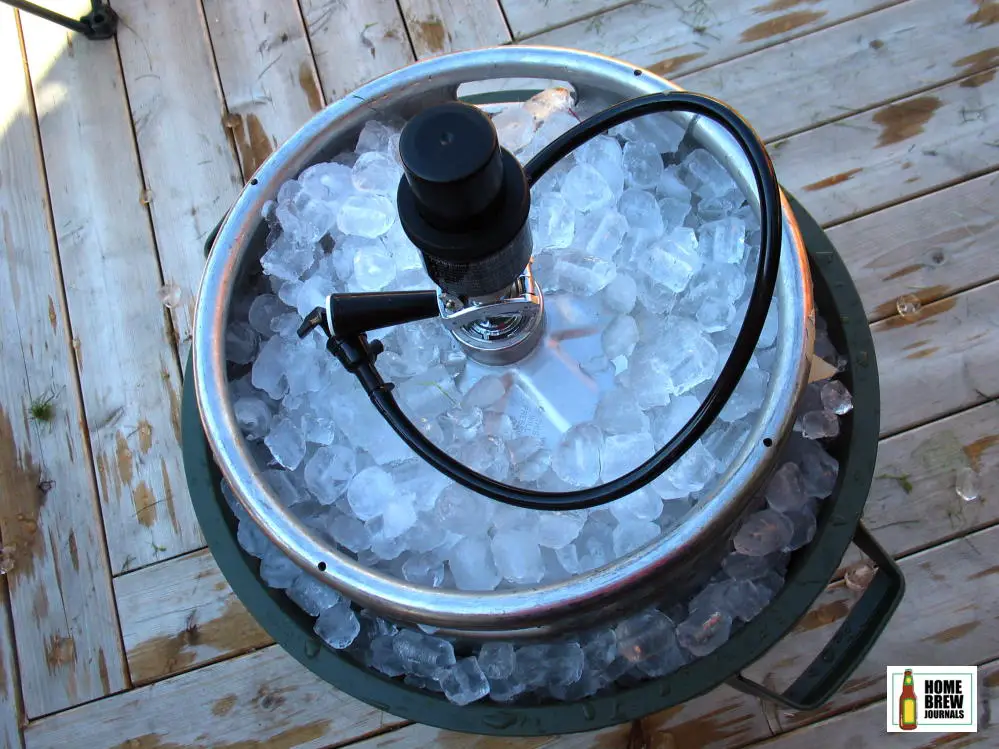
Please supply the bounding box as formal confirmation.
[900,668,918,730]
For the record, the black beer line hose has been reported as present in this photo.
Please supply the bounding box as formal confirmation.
[309,91,782,511]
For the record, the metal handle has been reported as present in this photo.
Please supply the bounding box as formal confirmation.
[727,522,905,711]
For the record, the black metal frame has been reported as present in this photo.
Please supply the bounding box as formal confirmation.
[3,0,117,39]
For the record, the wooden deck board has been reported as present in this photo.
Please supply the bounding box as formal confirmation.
[677,0,999,141]
[0,5,129,718]
[398,0,512,58]
[114,0,244,365]
[301,0,415,101]
[0,578,25,749]
[529,0,904,80]
[114,549,270,685]
[203,0,324,180]
[19,1,203,575]
[22,645,408,749]
[3,0,999,744]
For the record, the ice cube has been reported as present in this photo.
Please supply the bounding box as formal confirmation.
[663,441,718,493]
[439,657,490,705]
[622,140,664,189]
[682,149,737,199]
[510,439,552,483]
[788,435,840,498]
[304,445,355,504]
[719,368,770,421]
[226,321,258,364]
[434,484,494,536]
[264,417,306,470]
[493,105,536,151]
[356,119,395,153]
[615,610,680,671]
[553,424,604,487]
[696,297,737,333]
[330,514,372,553]
[259,549,301,589]
[628,351,673,410]
[397,365,460,420]
[492,529,545,584]
[554,253,617,295]
[401,553,445,587]
[820,380,853,415]
[337,194,395,238]
[601,315,639,360]
[460,436,511,481]
[782,504,818,551]
[660,321,719,395]
[602,273,638,314]
[536,511,587,549]
[346,466,394,521]
[677,608,733,656]
[546,642,585,686]
[576,135,625,195]
[595,390,650,435]
[765,462,808,513]
[314,599,361,649]
[602,432,655,481]
[236,518,269,558]
[461,375,506,408]
[233,396,272,440]
[698,217,747,264]
[532,192,575,249]
[733,509,795,556]
[723,552,782,580]
[608,486,662,522]
[352,241,397,291]
[561,163,614,212]
[800,410,840,440]
[618,188,664,238]
[286,574,341,616]
[392,629,457,677]
[659,196,691,230]
[351,151,401,194]
[477,641,515,680]
[612,519,659,556]
[582,210,629,259]
[380,494,417,538]
[448,536,501,591]
[483,411,514,441]
[703,420,751,466]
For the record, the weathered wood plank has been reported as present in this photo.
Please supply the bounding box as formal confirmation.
[872,280,999,436]
[743,659,998,747]
[840,400,999,574]
[529,0,903,80]
[0,579,24,749]
[678,0,999,141]
[115,0,243,363]
[503,0,627,39]
[114,549,271,684]
[741,524,999,732]
[399,0,511,58]
[829,172,999,322]
[20,1,202,574]
[349,686,773,749]
[203,0,324,179]
[769,71,999,227]
[301,0,414,101]
[23,645,407,749]
[0,6,128,716]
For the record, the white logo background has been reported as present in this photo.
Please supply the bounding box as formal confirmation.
[886,665,978,733]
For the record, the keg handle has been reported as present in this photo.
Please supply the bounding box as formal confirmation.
[726,522,906,711]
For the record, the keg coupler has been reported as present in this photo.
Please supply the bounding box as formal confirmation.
[297,92,782,512]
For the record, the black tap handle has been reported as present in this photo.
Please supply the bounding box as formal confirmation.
[327,290,440,337]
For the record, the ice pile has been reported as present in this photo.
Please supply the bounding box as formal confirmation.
[223,88,853,704]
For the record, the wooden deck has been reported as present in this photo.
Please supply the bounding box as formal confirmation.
[0,0,997,746]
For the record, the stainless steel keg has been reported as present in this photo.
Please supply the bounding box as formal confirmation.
[192,46,814,638]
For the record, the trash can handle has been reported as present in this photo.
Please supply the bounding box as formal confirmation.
[727,522,905,711]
